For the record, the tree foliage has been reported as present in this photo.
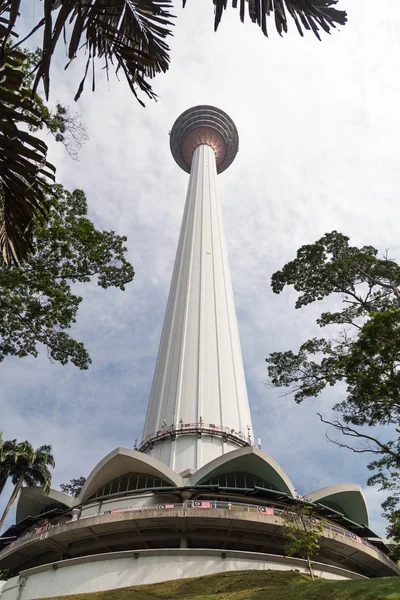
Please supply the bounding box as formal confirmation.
[0,438,24,496]
[267,231,400,427]
[0,569,13,581]
[207,0,346,40]
[0,40,88,265]
[0,184,134,369]
[4,0,347,106]
[266,231,400,542]
[0,41,56,265]
[60,476,86,498]
[281,504,325,579]
[0,441,55,532]
[4,1,175,104]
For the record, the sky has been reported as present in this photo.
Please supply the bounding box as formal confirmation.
[1,0,400,537]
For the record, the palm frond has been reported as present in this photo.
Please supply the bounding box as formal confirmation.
[27,0,175,105]
[183,0,347,39]
[0,16,56,265]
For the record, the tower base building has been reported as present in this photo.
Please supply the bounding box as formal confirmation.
[0,107,398,600]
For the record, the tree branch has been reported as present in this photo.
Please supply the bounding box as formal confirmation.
[316,413,400,465]
[359,269,400,307]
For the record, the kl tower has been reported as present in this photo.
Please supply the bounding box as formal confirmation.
[140,105,253,474]
[0,107,397,600]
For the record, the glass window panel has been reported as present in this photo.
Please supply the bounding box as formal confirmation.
[236,473,245,488]
[226,473,235,487]
[128,474,138,490]
[110,479,119,494]
[119,474,129,493]
[137,474,146,489]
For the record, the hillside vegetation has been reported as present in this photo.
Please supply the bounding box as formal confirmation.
[39,569,400,600]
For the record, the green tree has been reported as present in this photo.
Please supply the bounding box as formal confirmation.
[266,231,400,541]
[0,442,55,532]
[60,477,86,498]
[0,184,134,370]
[281,505,325,579]
[0,1,346,263]
[0,438,21,496]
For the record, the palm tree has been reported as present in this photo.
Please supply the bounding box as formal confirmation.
[0,442,55,532]
[0,438,20,496]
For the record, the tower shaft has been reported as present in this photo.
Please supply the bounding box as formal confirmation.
[141,143,253,473]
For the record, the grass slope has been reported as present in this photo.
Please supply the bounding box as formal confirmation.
[40,570,400,600]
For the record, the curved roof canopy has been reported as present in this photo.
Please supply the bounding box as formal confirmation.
[16,487,73,524]
[303,484,369,526]
[77,448,183,504]
[189,446,296,497]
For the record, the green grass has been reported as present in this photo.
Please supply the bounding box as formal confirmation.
[39,569,400,600]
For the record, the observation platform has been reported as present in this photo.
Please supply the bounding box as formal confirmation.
[169,105,239,173]
[138,421,252,453]
[0,500,398,579]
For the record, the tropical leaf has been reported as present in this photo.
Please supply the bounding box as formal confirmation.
[13,0,175,105]
[186,0,347,40]
[0,36,56,265]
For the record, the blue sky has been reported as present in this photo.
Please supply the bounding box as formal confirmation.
[1,0,400,536]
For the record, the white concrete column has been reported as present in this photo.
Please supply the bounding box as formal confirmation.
[141,144,253,473]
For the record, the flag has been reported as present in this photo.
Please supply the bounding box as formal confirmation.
[158,504,175,509]
[193,501,211,508]
[351,534,362,543]
[258,506,274,515]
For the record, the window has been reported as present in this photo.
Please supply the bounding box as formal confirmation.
[200,472,278,491]
[87,472,172,502]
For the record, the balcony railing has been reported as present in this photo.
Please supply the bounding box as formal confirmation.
[138,422,252,452]
[1,499,398,573]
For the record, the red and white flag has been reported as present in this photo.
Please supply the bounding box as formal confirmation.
[193,501,211,509]
[258,506,274,515]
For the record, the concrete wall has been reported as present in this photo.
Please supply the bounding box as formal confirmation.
[0,549,366,600]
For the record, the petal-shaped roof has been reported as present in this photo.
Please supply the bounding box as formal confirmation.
[189,446,296,497]
[16,487,73,523]
[76,448,183,504]
[303,484,369,526]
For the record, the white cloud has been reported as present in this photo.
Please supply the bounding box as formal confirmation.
[1,0,399,539]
